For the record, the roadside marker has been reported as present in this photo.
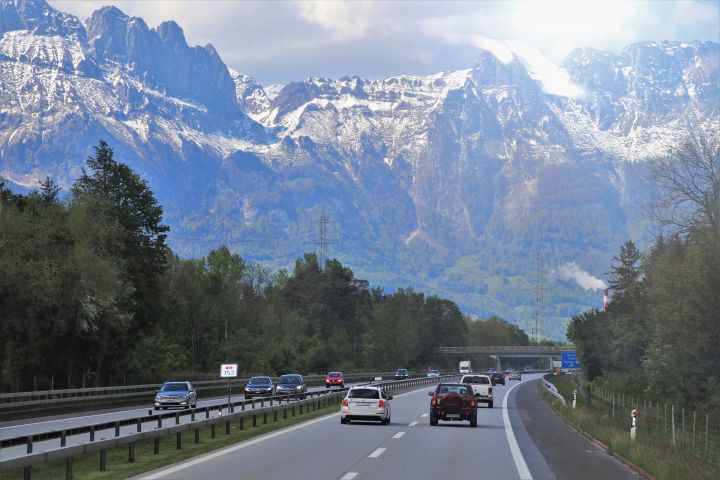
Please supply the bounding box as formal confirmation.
[368,448,386,458]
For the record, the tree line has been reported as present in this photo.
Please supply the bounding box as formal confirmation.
[0,141,533,391]
[568,135,720,412]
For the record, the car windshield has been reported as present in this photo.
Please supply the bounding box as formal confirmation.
[328,372,341,378]
[249,377,271,384]
[348,389,380,399]
[279,375,300,384]
[429,370,439,374]
[397,369,407,373]
[438,385,471,396]
[161,383,188,392]
[462,376,489,384]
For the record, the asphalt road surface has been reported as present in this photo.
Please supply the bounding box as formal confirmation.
[135,375,638,480]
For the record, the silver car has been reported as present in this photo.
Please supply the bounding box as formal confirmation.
[341,386,392,424]
[154,381,197,409]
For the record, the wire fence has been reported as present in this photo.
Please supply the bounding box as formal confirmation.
[567,377,720,465]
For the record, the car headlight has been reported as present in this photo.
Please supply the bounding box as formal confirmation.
[155,395,161,401]
[296,385,303,390]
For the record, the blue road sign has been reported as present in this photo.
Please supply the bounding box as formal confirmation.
[561,351,581,369]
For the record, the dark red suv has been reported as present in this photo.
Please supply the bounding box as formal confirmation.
[490,372,505,385]
[428,383,477,427]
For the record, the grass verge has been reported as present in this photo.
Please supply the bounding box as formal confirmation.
[1,402,340,480]
[540,376,720,480]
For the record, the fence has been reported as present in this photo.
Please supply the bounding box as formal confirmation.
[559,376,720,465]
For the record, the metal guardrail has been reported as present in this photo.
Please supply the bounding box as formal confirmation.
[0,375,456,478]
[438,346,573,354]
[0,372,408,414]
[542,374,566,406]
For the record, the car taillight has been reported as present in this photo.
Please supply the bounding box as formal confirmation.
[489,387,493,396]
[342,399,348,407]
[379,400,385,408]
[431,396,437,407]
[470,398,476,408]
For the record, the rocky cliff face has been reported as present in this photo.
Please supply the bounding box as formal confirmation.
[1,0,718,337]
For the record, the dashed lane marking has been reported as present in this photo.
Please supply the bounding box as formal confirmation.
[408,421,418,426]
[340,473,358,480]
[368,448,386,458]
[392,431,406,439]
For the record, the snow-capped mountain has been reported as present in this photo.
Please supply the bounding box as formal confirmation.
[1,0,718,337]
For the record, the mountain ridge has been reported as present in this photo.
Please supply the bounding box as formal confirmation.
[1,0,718,338]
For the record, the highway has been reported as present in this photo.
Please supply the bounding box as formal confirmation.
[0,384,356,461]
[132,375,638,480]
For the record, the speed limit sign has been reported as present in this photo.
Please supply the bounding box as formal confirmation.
[220,364,238,378]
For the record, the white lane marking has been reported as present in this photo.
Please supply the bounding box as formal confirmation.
[341,473,358,480]
[140,412,339,479]
[503,381,533,480]
[392,431,406,439]
[420,413,428,418]
[408,421,418,426]
[368,448,386,458]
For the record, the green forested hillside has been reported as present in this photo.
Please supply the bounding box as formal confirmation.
[0,142,537,391]
[567,137,720,411]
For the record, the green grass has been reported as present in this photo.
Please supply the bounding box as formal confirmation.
[540,377,720,480]
[1,401,341,480]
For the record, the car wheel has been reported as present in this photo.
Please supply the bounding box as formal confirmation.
[470,416,477,428]
[430,413,438,426]
[341,416,349,424]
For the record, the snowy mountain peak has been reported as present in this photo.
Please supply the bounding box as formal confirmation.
[0,0,85,39]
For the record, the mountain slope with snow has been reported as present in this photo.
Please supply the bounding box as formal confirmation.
[1,0,718,338]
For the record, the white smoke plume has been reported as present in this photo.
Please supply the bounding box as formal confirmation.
[557,261,607,291]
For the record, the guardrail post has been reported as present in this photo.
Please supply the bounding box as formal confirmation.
[274,409,278,422]
[240,416,244,430]
[252,414,257,427]
[175,412,180,425]
[283,407,287,419]
[300,404,303,415]
[195,427,200,444]
[157,415,162,429]
[191,410,195,421]
[100,449,107,471]
[65,456,73,480]
[61,430,67,447]
[211,423,216,438]
[263,412,268,424]
[154,437,160,455]
[176,432,182,449]
[137,418,142,432]
[261,398,264,408]
[292,406,295,417]
[23,466,31,480]
[205,407,210,419]
[89,425,95,441]
[128,442,135,463]
[225,420,230,435]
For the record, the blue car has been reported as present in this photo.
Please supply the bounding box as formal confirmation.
[245,376,275,398]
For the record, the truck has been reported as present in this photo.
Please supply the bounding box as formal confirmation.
[459,360,472,374]
[460,374,494,408]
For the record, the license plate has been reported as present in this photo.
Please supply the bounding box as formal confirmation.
[447,414,460,418]
[356,402,371,406]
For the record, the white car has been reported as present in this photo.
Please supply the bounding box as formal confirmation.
[340,386,392,424]
[426,369,440,377]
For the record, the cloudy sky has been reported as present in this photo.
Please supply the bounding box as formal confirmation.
[52,0,720,86]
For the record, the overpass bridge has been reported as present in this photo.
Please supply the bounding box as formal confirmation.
[438,345,575,370]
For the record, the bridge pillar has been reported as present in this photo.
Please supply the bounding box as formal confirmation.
[490,355,502,372]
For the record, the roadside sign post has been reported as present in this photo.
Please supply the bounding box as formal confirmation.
[631,409,637,441]
[573,389,577,410]
[220,364,238,411]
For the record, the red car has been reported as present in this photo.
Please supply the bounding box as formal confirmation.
[326,371,345,388]
[428,383,477,427]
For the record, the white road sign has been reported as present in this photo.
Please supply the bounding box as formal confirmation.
[220,363,238,378]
